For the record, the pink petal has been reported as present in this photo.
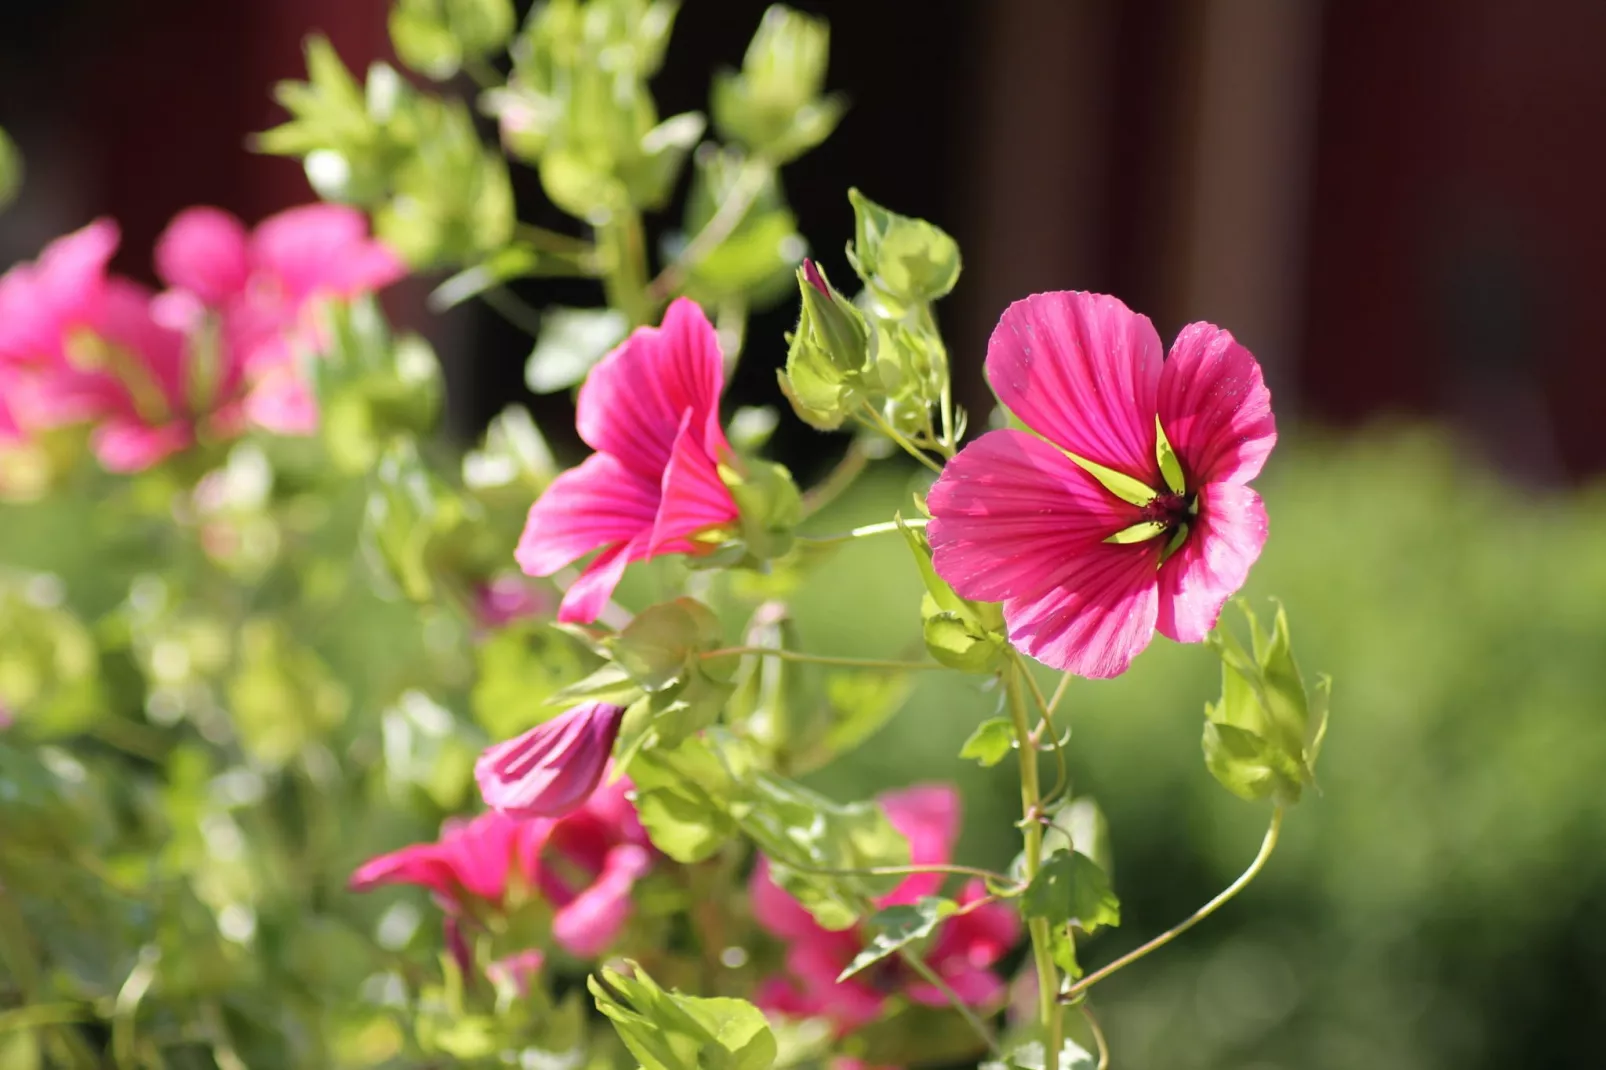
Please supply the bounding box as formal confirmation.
[750,858,829,942]
[515,453,659,577]
[155,207,251,305]
[487,949,545,993]
[555,540,636,624]
[1004,541,1162,679]
[650,412,738,554]
[243,366,319,435]
[1158,322,1277,486]
[349,841,464,903]
[574,297,727,478]
[928,429,1142,604]
[908,964,1005,1009]
[877,784,961,906]
[438,811,523,903]
[551,843,651,956]
[476,702,626,818]
[94,279,189,408]
[250,204,402,301]
[0,219,119,363]
[927,880,1020,969]
[93,420,191,472]
[987,291,1163,481]
[785,942,884,1029]
[1156,483,1269,643]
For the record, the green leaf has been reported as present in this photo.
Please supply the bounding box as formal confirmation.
[722,459,802,561]
[1022,851,1120,936]
[1064,451,1157,507]
[819,670,912,754]
[838,897,956,981]
[1156,414,1187,494]
[471,623,593,738]
[1042,796,1114,877]
[958,717,1015,767]
[547,661,642,708]
[627,734,746,863]
[462,404,557,499]
[921,611,1001,671]
[607,598,725,692]
[733,774,911,929]
[525,307,629,393]
[982,1039,1098,1070]
[591,963,777,1070]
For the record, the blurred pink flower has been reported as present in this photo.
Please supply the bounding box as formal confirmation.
[927,291,1277,678]
[476,701,625,818]
[350,779,652,962]
[473,573,552,631]
[515,297,739,623]
[0,206,402,472]
[751,784,1019,1035]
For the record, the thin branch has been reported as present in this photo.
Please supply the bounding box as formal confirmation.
[800,439,873,519]
[1061,805,1286,1002]
[798,517,927,547]
[1081,1003,1111,1070]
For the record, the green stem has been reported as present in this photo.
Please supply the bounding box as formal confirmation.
[701,647,945,673]
[481,286,545,338]
[1007,663,1063,1070]
[800,439,874,519]
[1019,661,1070,805]
[600,206,652,327]
[856,403,945,475]
[647,158,770,304]
[895,945,1002,1057]
[775,859,1021,889]
[1061,805,1286,1002]
[0,1003,88,1033]
[516,223,598,258]
[1080,1003,1111,1070]
[799,517,927,546]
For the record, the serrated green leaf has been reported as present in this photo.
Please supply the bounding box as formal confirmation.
[1022,850,1120,935]
[837,897,956,981]
[590,963,777,1070]
[958,717,1015,767]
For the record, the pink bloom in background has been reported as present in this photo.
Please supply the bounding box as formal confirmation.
[515,298,740,623]
[751,784,1020,1035]
[473,572,552,631]
[927,291,1277,678]
[476,701,625,818]
[0,206,401,473]
[350,779,652,964]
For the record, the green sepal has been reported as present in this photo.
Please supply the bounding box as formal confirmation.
[1064,451,1157,507]
[1104,520,1168,545]
[1156,414,1187,494]
[720,459,802,561]
[845,188,961,308]
[606,597,725,692]
[897,515,1006,670]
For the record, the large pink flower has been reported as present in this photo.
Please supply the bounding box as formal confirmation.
[515,298,740,623]
[350,779,652,960]
[751,784,1019,1034]
[927,291,1277,678]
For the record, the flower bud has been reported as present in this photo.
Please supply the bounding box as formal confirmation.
[778,259,869,430]
[846,187,962,307]
[476,700,626,817]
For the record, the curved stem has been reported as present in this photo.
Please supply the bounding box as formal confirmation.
[647,158,770,304]
[1061,805,1286,1002]
[800,440,874,519]
[856,404,946,475]
[1007,664,1063,1070]
[481,285,545,338]
[0,1003,88,1033]
[701,646,944,673]
[1080,1003,1111,1070]
[1018,660,1070,804]
[799,517,927,547]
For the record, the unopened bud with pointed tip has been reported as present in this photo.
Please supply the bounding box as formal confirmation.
[476,700,626,817]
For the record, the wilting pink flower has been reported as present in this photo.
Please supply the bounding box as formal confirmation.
[351,779,652,961]
[927,291,1277,678]
[473,573,552,631]
[751,784,1019,1034]
[477,701,625,818]
[515,298,739,623]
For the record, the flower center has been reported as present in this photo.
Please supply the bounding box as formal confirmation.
[1141,490,1196,532]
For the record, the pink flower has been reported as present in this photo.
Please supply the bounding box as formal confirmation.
[476,701,626,818]
[473,573,552,631]
[350,779,652,960]
[155,204,404,377]
[515,298,740,623]
[926,291,1277,678]
[751,784,1020,1035]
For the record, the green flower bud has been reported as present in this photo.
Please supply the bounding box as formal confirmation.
[846,187,962,308]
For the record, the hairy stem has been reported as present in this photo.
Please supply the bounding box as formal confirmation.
[855,403,946,475]
[1007,663,1063,1070]
[1061,805,1286,1002]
